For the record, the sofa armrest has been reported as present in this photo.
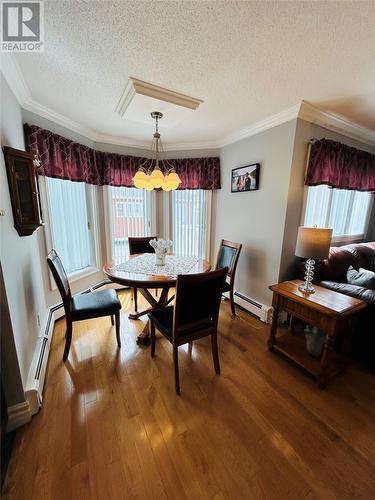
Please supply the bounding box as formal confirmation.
[319,280,375,305]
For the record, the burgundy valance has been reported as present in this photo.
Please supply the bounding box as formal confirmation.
[24,124,221,190]
[305,138,375,192]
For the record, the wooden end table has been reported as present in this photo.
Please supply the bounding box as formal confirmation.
[268,280,367,388]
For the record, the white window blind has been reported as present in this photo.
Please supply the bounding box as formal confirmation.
[107,186,152,263]
[304,185,373,239]
[171,189,209,259]
[46,177,93,275]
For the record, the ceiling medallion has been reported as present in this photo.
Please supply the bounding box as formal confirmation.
[132,112,181,191]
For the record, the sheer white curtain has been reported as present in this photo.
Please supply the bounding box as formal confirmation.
[172,189,209,259]
[46,177,93,274]
[304,185,372,238]
[107,186,152,263]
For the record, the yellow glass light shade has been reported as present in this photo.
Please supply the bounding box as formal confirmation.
[133,170,147,188]
[150,168,165,188]
[161,179,173,192]
[144,176,154,191]
[165,171,181,190]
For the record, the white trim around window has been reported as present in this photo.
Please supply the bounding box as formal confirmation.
[103,186,156,264]
[40,177,101,290]
[302,184,374,243]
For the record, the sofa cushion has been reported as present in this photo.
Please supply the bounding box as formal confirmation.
[318,242,375,282]
[345,243,375,272]
[319,280,375,305]
[347,266,375,289]
[318,246,355,282]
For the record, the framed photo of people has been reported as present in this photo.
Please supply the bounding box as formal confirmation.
[231,163,260,193]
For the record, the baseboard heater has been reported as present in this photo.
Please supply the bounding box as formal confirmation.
[233,291,272,323]
[24,280,110,418]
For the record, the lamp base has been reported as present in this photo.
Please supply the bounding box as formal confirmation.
[299,258,316,294]
[298,283,315,294]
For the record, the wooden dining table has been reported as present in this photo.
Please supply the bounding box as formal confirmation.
[104,254,211,345]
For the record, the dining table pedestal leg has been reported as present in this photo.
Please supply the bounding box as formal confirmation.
[133,287,173,346]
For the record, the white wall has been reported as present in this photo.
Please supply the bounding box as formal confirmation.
[213,120,298,306]
[0,77,47,389]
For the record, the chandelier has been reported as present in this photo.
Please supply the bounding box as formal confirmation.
[132,112,181,191]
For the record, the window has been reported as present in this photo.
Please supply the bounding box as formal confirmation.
[116,200,143,218]
[171,189,210,259]
[107,186,152,263]
[46,177,95,275]
[304,185,373,240]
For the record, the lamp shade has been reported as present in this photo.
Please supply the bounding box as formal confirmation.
[295,227,332,260]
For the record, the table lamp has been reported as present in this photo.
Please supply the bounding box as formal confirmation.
[295,226,332,294]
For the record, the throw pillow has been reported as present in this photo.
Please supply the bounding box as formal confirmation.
[347,266,375,289]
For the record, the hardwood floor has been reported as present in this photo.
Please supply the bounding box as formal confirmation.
[3,290,375,499]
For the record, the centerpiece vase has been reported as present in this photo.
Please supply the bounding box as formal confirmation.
[149,238,172,267]
[155,250,166,266]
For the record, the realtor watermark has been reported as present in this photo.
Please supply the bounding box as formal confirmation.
[1,1,44,52]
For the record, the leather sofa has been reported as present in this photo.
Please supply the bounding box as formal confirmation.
[313,242,375,371]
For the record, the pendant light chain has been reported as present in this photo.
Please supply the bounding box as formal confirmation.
[132,112,182,191]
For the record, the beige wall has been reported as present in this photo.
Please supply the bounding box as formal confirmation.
[1,77,47,390]
[214,120,298,306]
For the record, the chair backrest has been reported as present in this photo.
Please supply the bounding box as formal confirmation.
[173,267,228,341]
[216,239,242,279]
[47,249,71,313]
[128,236,157,255]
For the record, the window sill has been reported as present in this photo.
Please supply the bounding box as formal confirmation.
[331,234,365,245]
[68,266,100,283]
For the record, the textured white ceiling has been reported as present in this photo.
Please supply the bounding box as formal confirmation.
[14,0,375,145]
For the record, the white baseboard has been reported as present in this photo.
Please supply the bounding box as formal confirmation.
[7,401,32,432]
[232,290,273,323]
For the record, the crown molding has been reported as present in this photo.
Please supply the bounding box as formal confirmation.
[299,100,375,146]
[94,133,217,151]
[217,104,301,147]
[23,98,100,143]
[2,55,374,151]
[1,53,30,105]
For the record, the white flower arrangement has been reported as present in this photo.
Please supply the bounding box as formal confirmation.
[149,238,172,266]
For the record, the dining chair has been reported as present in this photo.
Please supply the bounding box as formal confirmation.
[215,239,242,316]
[148,267,228,394]
[128,236,157,312]
[47,249,122,361]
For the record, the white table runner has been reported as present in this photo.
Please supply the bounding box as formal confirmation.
[113,253,199,277]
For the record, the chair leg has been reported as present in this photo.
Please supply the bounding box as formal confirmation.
[173,345,180,395]
[115,311,121,348]
[211,332,221,375]
[63,319,73,361]
[150,321,156,357]
[229,286,236,316]
[111,315,114,326]
[134,288,138,313]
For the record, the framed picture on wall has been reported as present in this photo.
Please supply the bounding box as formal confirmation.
[231,163,260,193]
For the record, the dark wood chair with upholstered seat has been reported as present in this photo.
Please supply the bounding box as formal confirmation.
[47,249,122,361]
[128,236,157,312]
[148,267,228,394]
[215,239,242,316]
